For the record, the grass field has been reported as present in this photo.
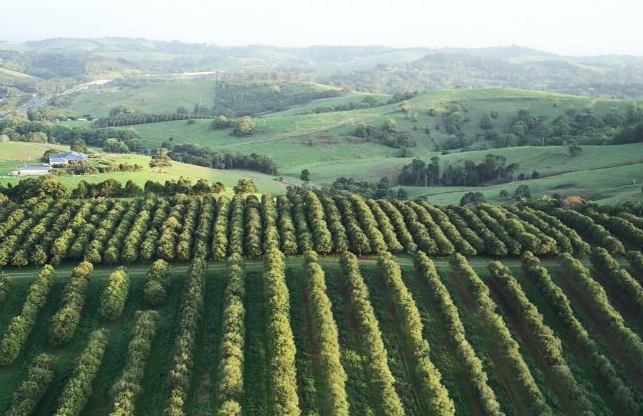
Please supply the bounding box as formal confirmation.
[64,87,635,170]
[0,254,641,416]
[16,86,643,203]
[63,79,218,118]
[0,143,298,194]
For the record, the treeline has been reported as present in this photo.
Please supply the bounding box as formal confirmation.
[399,154,524,187]
[558,253,643,373]
[339,252,405,415]
[54,328,110,416]
[108,310,159,416]
[303,251,350,415]
[522,252,640,413]
[93,112,196,127]
[165,258,207,416]
[49,261,93,345]
[0,265,54,366]
[0,117,143,150]
[488,261,595,415]
[377,253,455,414]
[263,248,299,415]
[0,192,635,266]
[413,252,504,415]
[450,254,553,415]
[216,254,246,415]
[478,105,643,148]
[168,143,277,174]
[5,353,56,416]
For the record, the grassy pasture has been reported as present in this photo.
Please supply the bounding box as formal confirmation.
[0,143,297,194]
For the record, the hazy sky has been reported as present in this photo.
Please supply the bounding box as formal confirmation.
[2,0,642,56]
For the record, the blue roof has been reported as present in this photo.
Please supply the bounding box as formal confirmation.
[49,151,88,163]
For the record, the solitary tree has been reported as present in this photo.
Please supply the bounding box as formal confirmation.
[149,148,172,172]
[300,169,310,182]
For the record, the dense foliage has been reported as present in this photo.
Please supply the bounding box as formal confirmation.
[0,265,54,366]
[49,261,93,345]
[54,328,110,416]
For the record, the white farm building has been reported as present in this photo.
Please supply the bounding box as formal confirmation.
[15,165,52,176]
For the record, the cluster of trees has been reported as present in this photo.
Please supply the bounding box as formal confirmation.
[54,328,110,416]
[377,253,455,415]
[627,251,643,276]
[49,261,93,345]
[376,200,416,252]
[209,80,342,116]
[94,112,193,127]
[274,196,297,255]
[136,258,168,304]
[303,251,350,415]
[1,176,69,202]
[108,310,159,416]
[66,162,143,176]
[243,196,263,257]
[335,196,370,255]
[300,95,382,114]
[316,196,347,252]
[583,208,643,249]
[0,274,12,308]
[303,192,333,254]
[488,261,595,415]
[72,179,142,199]
[399,154,524,187]
[227,196,245,256]
[551,209,624,254]
[521,252,640,414]
[449,254,552,415]
[211,116,256,136]
[144,178,225,197]
[263,248,300,415]
[413,252,503,415]
[339,252,404,415]
[212,197,230,260]
[481,205,557,255]
[350,195,391,253]
[168,143,277,174]
[477,105,643,148]
[0,117,143,150]
[365,199,403,252]
[394,201,439,254]
[558,254,643,374]
[0,192,633,265]
[353,119,416,149]
[99,268,130,321]
[408,201,456,255]
[0,265,54,366]
[590,248,643,314]
[165,258,207,416]
[329,176,406,200]
[443,208,486,254]
[5,353,56,416]
[527,207,590,254]
[217,254,246,416]
[291,194,314,252]
[420,202,477,255]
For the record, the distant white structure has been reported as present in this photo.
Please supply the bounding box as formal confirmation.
[17,165,52,176]
[49,151,88,165]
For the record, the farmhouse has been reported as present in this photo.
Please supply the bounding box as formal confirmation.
[49,151,88,165]
[16,165,52,176]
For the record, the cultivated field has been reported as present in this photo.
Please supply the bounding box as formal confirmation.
[1,190,643,415]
